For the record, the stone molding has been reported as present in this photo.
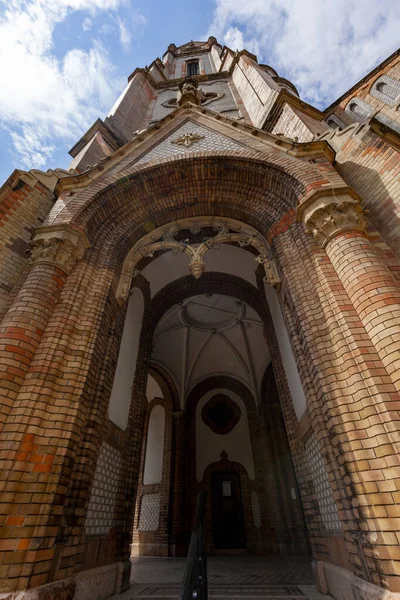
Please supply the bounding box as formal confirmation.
[297,188,366,247]
[116,216,280,305]
[29,224,90,274]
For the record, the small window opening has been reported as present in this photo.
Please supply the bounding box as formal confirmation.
[187,60,199,77]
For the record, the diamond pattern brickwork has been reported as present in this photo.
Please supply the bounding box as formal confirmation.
[138,493,160,531]
[135,121,244,165]
[85,442,122,536]
[305,434,341,531]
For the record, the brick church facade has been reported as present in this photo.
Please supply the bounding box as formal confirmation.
[1,37,400,600]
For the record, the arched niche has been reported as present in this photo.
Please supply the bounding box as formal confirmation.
[263,284,307,420]
[108,287,145,430]
[143,404,166,485]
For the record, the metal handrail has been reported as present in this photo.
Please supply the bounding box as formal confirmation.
[179,491,208,600]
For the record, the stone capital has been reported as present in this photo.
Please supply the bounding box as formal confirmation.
[29,224,90,274]
[296,188,366,247]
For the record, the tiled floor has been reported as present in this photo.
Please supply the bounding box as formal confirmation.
[110,556,331,600]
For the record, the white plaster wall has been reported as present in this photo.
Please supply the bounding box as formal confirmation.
[196,388,255,481]
[143,405,165,485]
[141,243,258,297]
[146,374,163,402]
[108,288,144,430]
[264,284,307,420]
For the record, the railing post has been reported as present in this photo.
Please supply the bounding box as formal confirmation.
[179,491,208,600]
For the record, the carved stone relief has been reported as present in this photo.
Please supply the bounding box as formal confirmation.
[116,217,280,304]
[305,201,366,246]
[171,132,205,147]
[29,224,90,274]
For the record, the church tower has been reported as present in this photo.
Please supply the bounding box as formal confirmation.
[0,38,400,600]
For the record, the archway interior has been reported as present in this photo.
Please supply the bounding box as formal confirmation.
[113,221,310,557]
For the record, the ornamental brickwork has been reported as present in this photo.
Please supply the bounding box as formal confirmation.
[0,37,400,600]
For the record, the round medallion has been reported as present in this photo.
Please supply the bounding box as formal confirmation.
[201,394,241,435]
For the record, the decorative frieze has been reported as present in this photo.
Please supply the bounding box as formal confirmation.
[29,224,90,274]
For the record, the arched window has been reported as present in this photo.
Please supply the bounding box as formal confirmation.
[371,75,400,106]
[143,405,165,485]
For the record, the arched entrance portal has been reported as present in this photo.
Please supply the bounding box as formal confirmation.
[128,263,310,557]
[2,151,399,598]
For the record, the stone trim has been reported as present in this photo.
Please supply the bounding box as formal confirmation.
[116,216,279,305]
[296,188,366,247]
[314,560,400,600]
[29,224,90,274]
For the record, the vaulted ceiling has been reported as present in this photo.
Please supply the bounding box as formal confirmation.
[151,293,270,407]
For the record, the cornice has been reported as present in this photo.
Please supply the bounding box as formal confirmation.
[369,116,400,151]
[324,48,400,113]
[53,103,336,197]
[0,167,72,201]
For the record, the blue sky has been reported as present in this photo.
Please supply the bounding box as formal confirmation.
[1,0,399,185]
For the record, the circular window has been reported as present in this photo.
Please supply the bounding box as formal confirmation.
[201,394,241,435]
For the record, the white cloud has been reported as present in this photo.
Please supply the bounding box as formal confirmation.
[132,11,146,27]
[117,10,147,52]
[9,125,55,168]
[117,16,131,52]
[82,16,92,31]
[0,0,126,169]
[208,0,400,107]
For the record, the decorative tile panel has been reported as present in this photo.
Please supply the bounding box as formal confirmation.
[345,97,373,123]
[138,493,160,531]
[85,442,122,536]
[135,121,245,166]
[370,75,400,106]
[305,434,342,531]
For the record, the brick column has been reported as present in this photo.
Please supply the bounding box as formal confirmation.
[274,215,400,589]
[0,225,89,427]
[298,188,400,398]
[0,224,89,593]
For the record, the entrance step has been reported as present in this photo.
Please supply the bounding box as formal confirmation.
[128,584,313,599]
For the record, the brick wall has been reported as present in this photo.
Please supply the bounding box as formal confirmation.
[1,147,400,594]
[333,128,400,260]
[0,178,55,322]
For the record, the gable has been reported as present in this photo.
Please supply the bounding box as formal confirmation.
[135,119,246,166]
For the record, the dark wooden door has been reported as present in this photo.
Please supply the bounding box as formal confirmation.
[211,472,246,549]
